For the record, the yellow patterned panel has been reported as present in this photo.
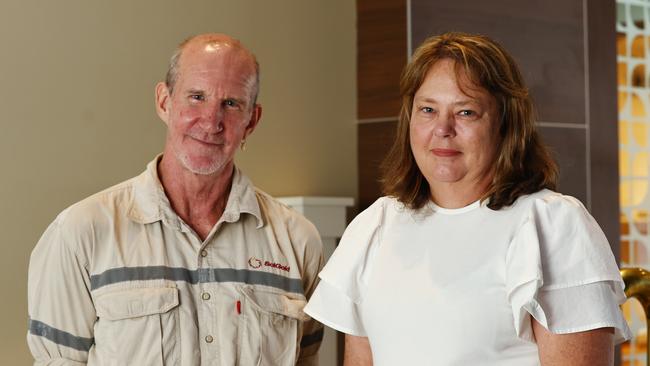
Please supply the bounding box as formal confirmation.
[634,239,648,265]
[633,122,648,147]
[633,93,647,117]
[633,180,649,206]
[622,149,631,176]
[634,152,649,177]
[619,32,628,56]
[631,5,645,30]
[634,64,646,87]
[622,298,647,365]
[617,2,649,364]
[621,180,649,207]
[634,210,649,236]
[620,91,630,114]
[619,181,632,207]
[632,35,646,58]
[622,120,631,145]
[618,2,628,28]
[623,181,632,207]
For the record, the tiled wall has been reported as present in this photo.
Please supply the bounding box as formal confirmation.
[618,1,650,364]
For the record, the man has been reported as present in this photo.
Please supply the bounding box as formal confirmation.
[27,33,324,365]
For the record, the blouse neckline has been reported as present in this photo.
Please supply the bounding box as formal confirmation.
[429,199,482,215]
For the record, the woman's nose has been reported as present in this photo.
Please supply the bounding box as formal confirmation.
[433,112,456,138]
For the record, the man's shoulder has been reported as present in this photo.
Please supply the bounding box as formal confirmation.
[254,189,313,224]
[34,174,142,259]
[57,175,140,229]
[253,189,321,242]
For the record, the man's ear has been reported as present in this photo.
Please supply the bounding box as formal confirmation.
[243,104,262,140]
[155,82,171,125]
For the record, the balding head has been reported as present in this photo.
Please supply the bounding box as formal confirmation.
[165,33,260,104]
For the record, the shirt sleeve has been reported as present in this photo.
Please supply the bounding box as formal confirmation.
[27,211,96,365]
[303,198,387,336]
[505,193,631,344]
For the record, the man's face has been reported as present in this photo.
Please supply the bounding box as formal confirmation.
[156,43,260,176]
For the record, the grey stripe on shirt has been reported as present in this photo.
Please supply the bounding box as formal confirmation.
[29,318,94,352]
[90,266,304,294]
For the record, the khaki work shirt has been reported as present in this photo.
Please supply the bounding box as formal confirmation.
[28,157,324,365]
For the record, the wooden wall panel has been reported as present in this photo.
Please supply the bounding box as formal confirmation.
[587,0,619,260]
[358,121,396,209]
[538,126,588,205]
[357,0,406,119]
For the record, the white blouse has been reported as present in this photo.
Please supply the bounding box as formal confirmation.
[304,190,631,366]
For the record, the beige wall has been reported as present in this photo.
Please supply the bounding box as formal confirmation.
[0,1,356,363]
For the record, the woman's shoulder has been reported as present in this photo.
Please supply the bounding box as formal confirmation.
[507,189,602,252]
[317,196,405,301]
[349,196,403,228]
[505,190,626,342]
[507,188,617,287]
[510,189,587,218]
[364,195,403,213]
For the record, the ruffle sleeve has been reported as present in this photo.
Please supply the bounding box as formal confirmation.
[303,197,387,336]
[505,193,631,344]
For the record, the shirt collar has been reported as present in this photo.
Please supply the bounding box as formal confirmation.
[220,166,264,228]
[127,154,263,229]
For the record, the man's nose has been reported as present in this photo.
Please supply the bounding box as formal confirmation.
[433,112,456,138]
[200,104,224,132]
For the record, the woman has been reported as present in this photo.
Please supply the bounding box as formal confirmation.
[304,33,630,365]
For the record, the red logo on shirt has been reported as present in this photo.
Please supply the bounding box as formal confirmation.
[248,257,290,272]
[248,257,262,268]
[263,260,290,272]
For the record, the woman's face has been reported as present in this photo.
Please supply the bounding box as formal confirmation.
[409,59,500,201]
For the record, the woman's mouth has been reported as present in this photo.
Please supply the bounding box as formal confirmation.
[431,148,461,157]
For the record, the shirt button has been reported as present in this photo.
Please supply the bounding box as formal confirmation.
[205,335,214,343]
[200,250,208,257]
[202,292,211,300]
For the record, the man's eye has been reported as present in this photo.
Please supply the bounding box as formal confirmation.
[224,100,238,107]
[190,94,204,101]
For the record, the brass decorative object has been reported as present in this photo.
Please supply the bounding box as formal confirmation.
[621,267,650,363]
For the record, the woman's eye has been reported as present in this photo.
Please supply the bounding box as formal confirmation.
[458,110,475,117]
[421,107,434,113]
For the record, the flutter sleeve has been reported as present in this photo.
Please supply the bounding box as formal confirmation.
[505,193,631,344]
[303,198,387,336]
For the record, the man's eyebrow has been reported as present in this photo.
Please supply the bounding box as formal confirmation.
[227,96,248,104]
[185,89,205,95]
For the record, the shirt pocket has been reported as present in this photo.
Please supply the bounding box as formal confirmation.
[94,286,180,366]
[237,286,308,366]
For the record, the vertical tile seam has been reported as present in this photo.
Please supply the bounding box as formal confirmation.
[583,0,592,211]
[407,0,412,60]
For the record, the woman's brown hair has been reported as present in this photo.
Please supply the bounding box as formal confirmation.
[381,32,558,210]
